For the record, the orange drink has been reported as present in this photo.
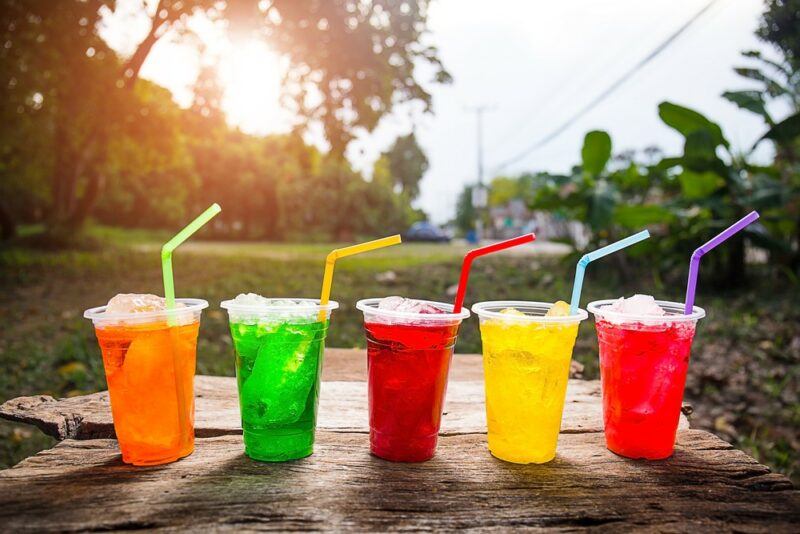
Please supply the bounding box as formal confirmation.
[85,296,207,466]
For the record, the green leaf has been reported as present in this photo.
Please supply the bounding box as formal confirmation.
[681,131,729,176]
[658,102,729,148]
[586,179,616,230]
[733,68,790,97]
[677,170,725,199]
[581,130,612,176]
[722,90,772,123]
[756,112,800,146]
[613,205,673,228]
[654,156,684,171]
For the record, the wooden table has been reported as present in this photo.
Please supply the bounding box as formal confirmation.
[1,349,798,531]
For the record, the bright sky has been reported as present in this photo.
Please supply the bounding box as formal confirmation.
[102,0,785,223]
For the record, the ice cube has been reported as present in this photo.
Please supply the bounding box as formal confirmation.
[545,301,571,317]
[416,303,445,314]
[106,294,167,314]
[230,294,318,323]
[608,294,665,316]
[500,308,526,316]
[378,296,406,311]
[378,296,444,314]
[233,293,272,307]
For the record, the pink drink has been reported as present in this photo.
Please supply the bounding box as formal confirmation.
[588,299,705,459]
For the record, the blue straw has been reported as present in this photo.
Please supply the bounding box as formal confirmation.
[569,230,651,314]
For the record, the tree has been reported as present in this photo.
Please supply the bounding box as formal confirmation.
[1,0,449,238]
[378,132,429,200]
[454,186,476,235]
[724,3,800,272]
[758,0,800,70]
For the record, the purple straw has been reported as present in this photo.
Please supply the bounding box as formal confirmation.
[684,211,760,314]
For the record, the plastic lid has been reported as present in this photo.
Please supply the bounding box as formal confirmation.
[356,298,470,323]
[220,298,339,314]
[84,298,208,323]
[471,301,588,324]
[587,299,705,324]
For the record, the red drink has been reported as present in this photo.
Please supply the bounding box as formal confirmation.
[357,298,468,462]
[589,299,704,460]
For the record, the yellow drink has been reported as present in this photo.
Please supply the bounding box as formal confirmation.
[473,301,585,464]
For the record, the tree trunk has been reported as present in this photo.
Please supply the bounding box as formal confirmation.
[0,200,15,241]
[66,170,103,230]
[47,1,171,233]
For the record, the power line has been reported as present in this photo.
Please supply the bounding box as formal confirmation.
[489,11,675,154]
[489,0,722,175]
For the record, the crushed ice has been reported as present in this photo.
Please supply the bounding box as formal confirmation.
[227,293,320,324]
[106,293,181,313]
[378,296,445,314]
[607,294,665,316]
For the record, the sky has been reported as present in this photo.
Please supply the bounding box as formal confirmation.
[102,0,787,223]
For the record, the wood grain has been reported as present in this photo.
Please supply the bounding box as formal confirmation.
[4,378,663,440]
[0,349,606,441]
[1,431,796,532]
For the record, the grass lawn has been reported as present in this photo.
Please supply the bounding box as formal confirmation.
[1,229,797,483]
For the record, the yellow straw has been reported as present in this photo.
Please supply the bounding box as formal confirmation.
[318,235,402,320]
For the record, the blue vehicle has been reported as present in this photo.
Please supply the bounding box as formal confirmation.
[403,222,451,243]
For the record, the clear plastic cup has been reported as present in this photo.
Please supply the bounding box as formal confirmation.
[356,298,470,462]
[220,298,338,462]
[472,301,587,463]
[587,299,706,459]
[84,298,208,466]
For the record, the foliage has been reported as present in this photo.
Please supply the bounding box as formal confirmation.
[488,175,537,208]
[723,45,800,272]
[484,103,798,284]
[757,0,800,70]
[0,0,447,237]
[375,132,429,200]
[454,186,476,235]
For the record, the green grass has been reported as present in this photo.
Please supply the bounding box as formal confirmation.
[0,231,798,485]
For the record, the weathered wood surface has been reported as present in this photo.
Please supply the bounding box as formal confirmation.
[2,347,794,531]
[2,378,649,440]
[1,349,602,440]
[1,431,797,532]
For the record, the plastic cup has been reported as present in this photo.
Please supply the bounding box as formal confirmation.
[356,298,470,462]
[587,299,706,460]
[84,298,207,466]
[220,298,338,462]
[471,301,587,464]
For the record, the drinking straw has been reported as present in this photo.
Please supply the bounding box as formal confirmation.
[684,211,760,314]
[159,203,220,451]
[319,235,402,320]
[161,203,221,310]
[569,230,651,314]
[452,234,536,313]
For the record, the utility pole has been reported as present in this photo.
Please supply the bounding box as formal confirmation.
[465,105,495,242]
[465,105,495,186]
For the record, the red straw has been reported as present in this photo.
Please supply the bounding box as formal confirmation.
[452,233,536,313]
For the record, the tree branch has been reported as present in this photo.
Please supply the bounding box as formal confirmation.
[122,0,169,89]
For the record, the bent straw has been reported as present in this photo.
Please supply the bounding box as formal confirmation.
[161,203,221,310]
[319,235,402,320]
[684,211,759,314]
[159,203,220,450]
[569,230,650,314]
[453,234,535,313]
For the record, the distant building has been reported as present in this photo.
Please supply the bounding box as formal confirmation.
[489,199,588,247]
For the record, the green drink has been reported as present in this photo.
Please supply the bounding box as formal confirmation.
[221,295,339,461]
